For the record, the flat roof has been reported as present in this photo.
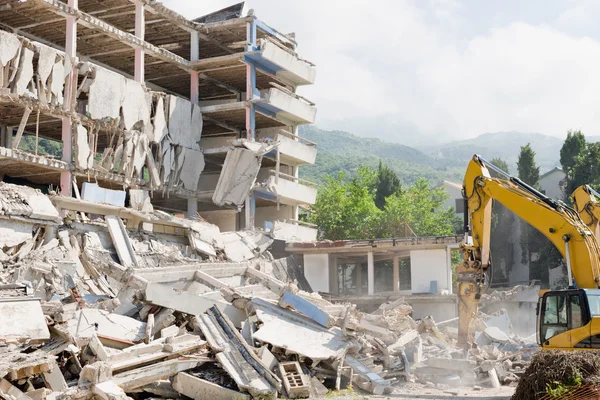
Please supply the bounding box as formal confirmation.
[285,235,462,254]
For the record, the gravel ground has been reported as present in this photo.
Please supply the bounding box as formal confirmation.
[321,384,515,399]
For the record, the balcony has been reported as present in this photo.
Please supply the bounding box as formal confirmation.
[255,169,318,206]
[256,128,317,166]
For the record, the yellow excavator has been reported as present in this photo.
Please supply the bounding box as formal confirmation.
[458,155,600,350]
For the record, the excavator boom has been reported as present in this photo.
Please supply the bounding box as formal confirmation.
[458,155,600,347]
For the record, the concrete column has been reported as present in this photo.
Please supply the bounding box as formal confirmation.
[355,263,362,295]
[187,198,197,219]
[367,251,374,296]
[134,1,145,83]
[393,256,400,292]
[190,31,199,103]
[60,0,78,197]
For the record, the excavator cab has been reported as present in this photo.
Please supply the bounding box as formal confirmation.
[537,289,600,349]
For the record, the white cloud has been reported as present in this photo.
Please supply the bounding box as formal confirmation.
[164,0,600,142]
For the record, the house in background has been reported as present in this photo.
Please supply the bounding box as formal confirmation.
[539,167,566,200]
[441,181,464,219]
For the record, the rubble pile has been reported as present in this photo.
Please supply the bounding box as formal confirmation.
[0,182,536,399]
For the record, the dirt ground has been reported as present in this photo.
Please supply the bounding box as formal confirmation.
[322,384,515,399]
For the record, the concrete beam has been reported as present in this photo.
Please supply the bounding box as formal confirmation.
[172,372,250,400]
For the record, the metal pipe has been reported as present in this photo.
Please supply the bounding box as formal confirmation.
[565,238,573,288]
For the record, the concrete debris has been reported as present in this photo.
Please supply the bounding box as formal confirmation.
[0,181,534,399]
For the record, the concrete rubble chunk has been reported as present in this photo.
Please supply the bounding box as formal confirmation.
[212,148,263,207]
[0,298,50,344]
[483,326,511,344]
[173,372,250,400]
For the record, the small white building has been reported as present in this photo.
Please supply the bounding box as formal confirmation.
[539,167,566,200]
[441,181,463,219]
[286,236,462,322]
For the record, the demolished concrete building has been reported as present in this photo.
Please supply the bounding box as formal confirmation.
[0,0,318,241]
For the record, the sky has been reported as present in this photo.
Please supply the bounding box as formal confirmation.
[163,0,600,144]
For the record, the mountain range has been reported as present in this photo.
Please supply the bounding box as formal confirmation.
[298,126,595,185]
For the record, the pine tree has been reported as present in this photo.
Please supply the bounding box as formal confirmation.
[374,160,401,210]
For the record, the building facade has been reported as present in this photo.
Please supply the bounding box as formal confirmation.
[0,1,317,240]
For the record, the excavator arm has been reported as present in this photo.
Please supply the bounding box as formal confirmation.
[457,155,600,347]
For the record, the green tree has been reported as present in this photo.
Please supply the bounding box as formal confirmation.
[560,130,586,180]
[375,161,401,210]
[566,142,600,195]
[308,165,458,241]
[308,167,381,240]
[517,143,540,188]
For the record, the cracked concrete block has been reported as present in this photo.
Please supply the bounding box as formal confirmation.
[74,124,92,169]
[179,149,205,191]
[15,47,34,96]
[88,65,125,119]
[122,79,150,130]
[0,31,20,67]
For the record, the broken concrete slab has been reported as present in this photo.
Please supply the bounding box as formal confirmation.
[144,282,246,328]
[172,372,250,400]
[74,124,92,170]
[0,220,33,248]
[179,149,205,191]
[122,80,150,131]
[152,96,168,143]
[50,60,64,105]
[198,306,279,399]
[105,215,138,268]
[15,47,34,96]
[87,64,125,120]
[344,355,390,395]
[249,298,354,361]
[279,288,333,328]
[212,148,262,207]
[0,30,21,67]
[42,362,68,391]
[483,326,511,344]
[81,183,126,207]
[112,359,203,391]
[36,45,57,86]
[424,358,477,373]
[66,308,146,344]
[168,95,200,150]
[0,182,62,223]
[92,380,130,400]
[0,298,50,344]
